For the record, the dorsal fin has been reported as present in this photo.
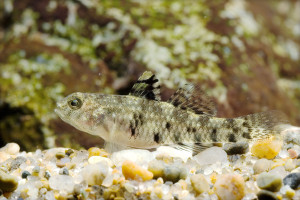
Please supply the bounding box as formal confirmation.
[167,84,217,116]
[129,71,161,101]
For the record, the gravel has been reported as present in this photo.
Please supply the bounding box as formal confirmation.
[0,126,299,199]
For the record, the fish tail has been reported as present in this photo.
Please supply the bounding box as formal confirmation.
[238,110,289,140]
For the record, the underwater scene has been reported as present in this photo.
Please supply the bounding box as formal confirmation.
[0,0,300,199]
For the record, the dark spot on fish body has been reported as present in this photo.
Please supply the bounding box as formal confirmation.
[211,128,217,142]
[225,118,234,128]
[187,127,191,132]
[242,132,251,139]
[194,132,201,142]
[242,121,250,128]
[174,132,181,143]
[166,122,171,130]
[232,127,240,134]
[154,133,160,143]
[192,127,197,133]
[228,133,236,142]
[130,125,136,138]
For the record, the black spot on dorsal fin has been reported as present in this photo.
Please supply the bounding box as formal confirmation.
[167,83,217,116]
[129,71,161,101]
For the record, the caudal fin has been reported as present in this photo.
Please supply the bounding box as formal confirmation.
[239,110,289,140]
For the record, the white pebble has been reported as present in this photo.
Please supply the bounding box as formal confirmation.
[49,175,75,193]
[0,143,20,155]
[269,166,287,179]
[45,191,55,200]
[194,147,228,166]
[111,149,154,167]
[88,156,113,167]
[81,163,108,186]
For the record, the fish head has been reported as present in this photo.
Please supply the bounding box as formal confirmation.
[55,92,108,135]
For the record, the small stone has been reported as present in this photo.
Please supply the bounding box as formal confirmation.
[32,166,40,176]
[256,190,278,200]
[0,152,10,163]
[223,141,249,155]
[253,159,273,174]
[0,143,20,155]
[59,168,69,175]
[163,165,182,183]
[190,174,209,195]
[122,160,153,181]
[214,174,245,200]
[148,160,165,179]
[285,188,295,198]
[268,166,287,179]
[283,173,300,189]
[10,156,27,171]
[82,163,108,185]
[0,169,18,192]
[88,156,113,167]
[112,149,154,167]
[56,160,66,168]
[44,171,51,180]
[256,172,282,192]
[288,149,298,159]
[65,149,74,157]
[88,147,108,157]
[49,175,75,193]
[55,152,65,159]
[284,159,296,171]
[194,147,228,166]
[21,171,31,179]
[251,137,282,159]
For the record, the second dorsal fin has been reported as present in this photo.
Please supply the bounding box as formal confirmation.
[167,84,217,116]
[129,71,161,101]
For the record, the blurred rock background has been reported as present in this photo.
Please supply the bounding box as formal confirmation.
[0,0,299,151]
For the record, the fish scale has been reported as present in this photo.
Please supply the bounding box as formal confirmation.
[55,71,289,153]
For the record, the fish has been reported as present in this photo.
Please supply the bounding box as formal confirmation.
[55,71,289,153]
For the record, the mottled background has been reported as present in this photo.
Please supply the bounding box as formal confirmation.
[0,0,299,151]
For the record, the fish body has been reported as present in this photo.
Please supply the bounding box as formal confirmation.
[55,71,288,152]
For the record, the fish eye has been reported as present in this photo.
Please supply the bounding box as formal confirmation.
[68,98,82,109]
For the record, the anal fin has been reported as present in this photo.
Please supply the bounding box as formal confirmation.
[104,142,133,153]
[173,143,213,156]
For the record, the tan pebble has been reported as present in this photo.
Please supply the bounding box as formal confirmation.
[55,152,65,159]
[253,158,273,174]
[272,159,285,169]
[288,149,298,159]
[122,160,153,181]
[153,186,163,199]
[88,156,113,167]
[251,137,282,159]
[0,169,18,192]
[191,174,210,195]
[88,147,108,157]
[178,179,187,190]
[56,161,66,168]
[0,143,20,155]
[284,159,296,171]
[0,152,10,163]
[214,174,245,200]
